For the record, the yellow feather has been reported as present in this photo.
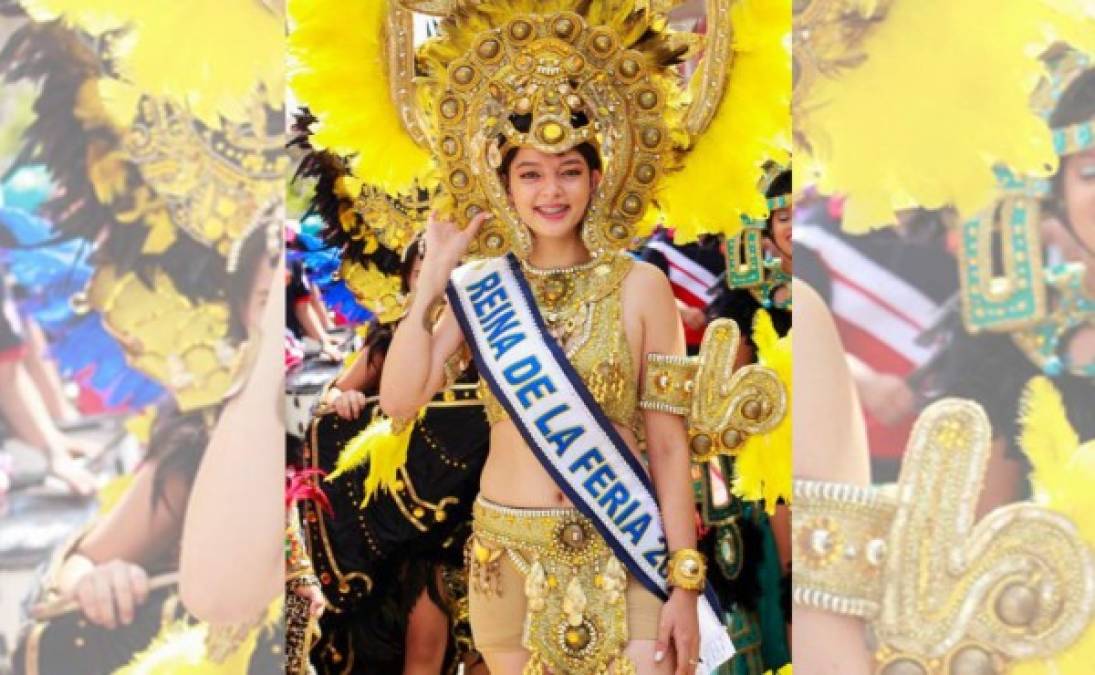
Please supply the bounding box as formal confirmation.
[96,474,135,516]
[22,0,283,124]
[326,415,418,505]
[1019,376,1080,505]
[123,405,158,446]
[1011,376,1095,674]
[732,310,792,513]
[658,0,792,243]
[289,0,432,192]
[112,601,280,674]
[800,0,1094,232]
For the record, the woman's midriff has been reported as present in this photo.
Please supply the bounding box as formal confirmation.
[477,419,643,507]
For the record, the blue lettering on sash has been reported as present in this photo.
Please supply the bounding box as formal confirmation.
[597,484,631,520]
[582,464,616,500]
[473,287,507,316]
[503,355,540,385]
[467,272,501,302]
[568,447,604,473]
[548,426,585,456]
[483,309,519,343]
[478,300,511,326]
[643,538,669,576]
[481,307,525,359]
[621,512,652,546]
[536,405,586,456]
[463,263,687,604]
[517,375,556,408]
[613,497,640,527]
[490,332,524,359]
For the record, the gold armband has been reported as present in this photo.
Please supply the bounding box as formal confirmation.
[794,400,1095,673]
[641,319,787,462]
[640,354,697,416]
[667,548,707,592]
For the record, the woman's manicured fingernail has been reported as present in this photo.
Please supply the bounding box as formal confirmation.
[654,650,664,662]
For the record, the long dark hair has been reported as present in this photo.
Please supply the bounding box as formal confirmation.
[146,223,276,513]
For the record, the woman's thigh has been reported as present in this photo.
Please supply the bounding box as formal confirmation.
[624,639,676,675]
[480,648,533,675]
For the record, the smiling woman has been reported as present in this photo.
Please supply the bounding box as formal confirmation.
[290,1,791,673]
[503,147,602,248]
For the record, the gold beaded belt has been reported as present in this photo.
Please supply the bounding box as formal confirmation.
[470,497,636,675]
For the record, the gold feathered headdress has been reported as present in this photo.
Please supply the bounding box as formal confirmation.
[2,10,284,411]
[290,0,791,257]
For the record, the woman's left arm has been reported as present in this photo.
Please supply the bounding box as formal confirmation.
[629,262,700,674]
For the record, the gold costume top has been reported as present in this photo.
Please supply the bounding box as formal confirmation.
[478,252,640,435]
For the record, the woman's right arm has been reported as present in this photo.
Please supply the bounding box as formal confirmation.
[379,212,488,418]
[793,278,873,675]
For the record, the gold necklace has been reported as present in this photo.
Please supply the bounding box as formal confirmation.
[520,255,623,349]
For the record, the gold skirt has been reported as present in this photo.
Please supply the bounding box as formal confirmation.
[467,497,663,674]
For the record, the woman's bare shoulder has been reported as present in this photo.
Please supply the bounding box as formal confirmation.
[792,277,872,485]
[622,257,671,294]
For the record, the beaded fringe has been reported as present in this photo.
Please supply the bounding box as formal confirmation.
[520,651,637,675]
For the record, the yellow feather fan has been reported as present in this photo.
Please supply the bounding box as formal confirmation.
[732,310,792,513]
[288,0,433,193]
[798,0,1095,232]
[326,414,419,505]
[1011,376,1095,675]
[659,0,792,243]
[20,0,283,124]
[113,602,280,675]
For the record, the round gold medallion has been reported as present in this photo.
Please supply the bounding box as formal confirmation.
[635,163,656,184]
[539,122,565,144]
[880,659,927,675]
[720,428,744,450]
[560,522,587,549]
[690,433,713,457]
[477,38,501,60]
[618,58,640,80]
[509,19,532,41]
[949,646,997,675]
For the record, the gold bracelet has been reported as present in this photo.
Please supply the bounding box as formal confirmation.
[667,548,706,592]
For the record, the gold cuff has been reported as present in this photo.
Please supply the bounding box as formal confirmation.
[641,320,787,463]
[667,548,706,592]
[640,353,697,416]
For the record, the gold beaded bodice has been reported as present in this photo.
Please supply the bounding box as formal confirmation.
[478,252,639,433]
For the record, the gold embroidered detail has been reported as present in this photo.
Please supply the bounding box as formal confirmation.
[123,96,287,257]
[473,498,631,675]
[482,253,639,432]
[86,265,246,412]
[388,466,460,531]
[468,536,504,597]
[641,319,787,462]
[640,354,695,416]
[793,399,1095,671]
[666,548,707,592]
[205,614,264,664]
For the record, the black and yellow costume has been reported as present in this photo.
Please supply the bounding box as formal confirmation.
[298,376,489,673]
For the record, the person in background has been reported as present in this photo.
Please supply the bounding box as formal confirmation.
[642,228,725,355]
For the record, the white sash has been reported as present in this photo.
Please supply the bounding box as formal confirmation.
[447,254,735,673]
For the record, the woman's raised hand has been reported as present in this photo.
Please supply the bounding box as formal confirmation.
[422,210,490,277]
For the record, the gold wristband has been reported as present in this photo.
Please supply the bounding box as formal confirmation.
[667,548,706,592]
